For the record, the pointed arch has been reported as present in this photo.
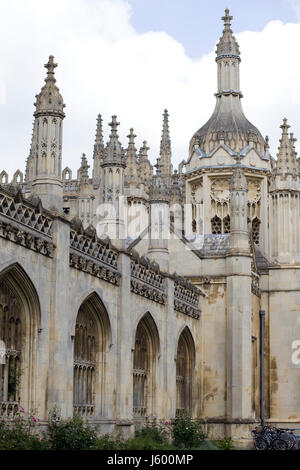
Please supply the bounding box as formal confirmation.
[0,171,8,185]
[0,263,41,416]
[175,326,195,415]
[13,170,24,185]
[132,312,160,418]
[62,167,72,181]
[73,291,111,418]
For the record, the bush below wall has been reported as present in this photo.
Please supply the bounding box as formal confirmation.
[0,408,223,451]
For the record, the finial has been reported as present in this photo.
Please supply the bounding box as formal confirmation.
[222,8,232,29]
[290,132,297,145]
[140,141,150,159]
[81,153,88,164]
[127,128,137,144]
[109,115,120,137]
[44,55,57,82]
[280,118,290,135]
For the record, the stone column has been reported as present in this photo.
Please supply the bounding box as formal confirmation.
[47,215,73,417]
[226,157,252,421]
[115,251,135,437]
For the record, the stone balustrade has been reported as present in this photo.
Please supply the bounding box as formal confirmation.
[0,401,19,417]
[73,404,95,416]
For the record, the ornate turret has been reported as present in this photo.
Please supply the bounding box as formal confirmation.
[159,110,173,186]
[125,128,139,187]
[102,116,126,168]
[190,9,265,156]
[31,56,65,211]
[92,114,104,187]
[34,56,65,118]
[148,159,170,271]
[78,153,90,185]
[270,119,300,264]
[139,141,153,189]
[149,159,170,203]
[98,116,126,248]
[276,119,298,174]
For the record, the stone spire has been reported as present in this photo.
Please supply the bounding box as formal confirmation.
[34,55,65,118]
[276,118,298,173]
[190,9,265,156]
[102,116,126,168]
[139,141,153,189]
[216,8,240,59]
[31,56,65,211]
[92,114,104,186]
[270,119,300,264]
[25,120,36,183]
[159,109,173,186]
[79,153,90,184]
[125,128,139,186]
[149,158,170,203]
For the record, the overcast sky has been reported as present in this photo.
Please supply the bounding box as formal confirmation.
[1,0,300,177]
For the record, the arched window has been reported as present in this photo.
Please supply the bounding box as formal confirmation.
[0,281,22,407]
[133,314,159,418]
[176,328,195,415]
[0,265,40,418]
[73,293,110,418]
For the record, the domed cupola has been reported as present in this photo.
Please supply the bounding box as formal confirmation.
[190,9,265,158]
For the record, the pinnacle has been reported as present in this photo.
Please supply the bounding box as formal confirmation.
[216,8,240,59]
[44,55,57,82]
[139,141,150,160]
[127,128,137,145]
[109,115,120,137]
[95,114,104,142]
[222,8,233,28]
[277,118,297,173]
[280,117,290,135]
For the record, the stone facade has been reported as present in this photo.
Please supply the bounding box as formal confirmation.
[0,9,300,448]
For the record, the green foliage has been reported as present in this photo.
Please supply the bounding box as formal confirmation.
[46,410,98,450]
[198,440,219,450]
[124,435,176,450]
[0,407,221,451]
[172,412,207,449]
[93,433,127,450]
[0,411,50,450]
[135,420,169,444]
[215,437,234,450]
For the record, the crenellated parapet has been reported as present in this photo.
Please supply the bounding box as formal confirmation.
[130,250,166,304]
[69,218,120,285]
[174,275,202,319]
[0,186,54,257]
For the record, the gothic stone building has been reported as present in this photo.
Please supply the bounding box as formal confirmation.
[0,10,299,447]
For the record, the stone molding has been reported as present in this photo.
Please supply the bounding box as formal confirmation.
[130,252,166,304]
[174,276,201,319]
